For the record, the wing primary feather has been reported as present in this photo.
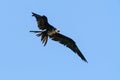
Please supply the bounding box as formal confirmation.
[74,46,88,62]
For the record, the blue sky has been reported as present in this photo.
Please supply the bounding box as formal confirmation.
[0,0,120,80]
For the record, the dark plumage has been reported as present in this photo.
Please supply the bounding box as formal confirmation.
[30,12,88,62]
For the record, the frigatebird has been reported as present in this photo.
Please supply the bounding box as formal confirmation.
[30,12,88,62]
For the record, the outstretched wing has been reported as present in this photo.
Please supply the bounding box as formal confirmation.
[50,33,88,62]
[32,12,48,30]
[32,12,56,31]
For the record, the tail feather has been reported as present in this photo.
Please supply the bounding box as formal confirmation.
[30,31,42,33]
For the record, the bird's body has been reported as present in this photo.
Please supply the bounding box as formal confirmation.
[30,12,88,62]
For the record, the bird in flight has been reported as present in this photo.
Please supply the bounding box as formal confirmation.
[30,12,88,62]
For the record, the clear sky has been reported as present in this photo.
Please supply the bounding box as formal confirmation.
[0,0,120,80]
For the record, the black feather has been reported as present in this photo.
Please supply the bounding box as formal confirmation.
[49,33,88,62]
[30,12,88,62]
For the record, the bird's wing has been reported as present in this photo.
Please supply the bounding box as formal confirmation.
[50,33,87,62]
[32,12,48,30]
[32,12,57,31]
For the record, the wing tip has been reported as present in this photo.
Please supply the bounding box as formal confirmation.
[82,59,88,63]
[31,12,35,16]
[75,48,88,63]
